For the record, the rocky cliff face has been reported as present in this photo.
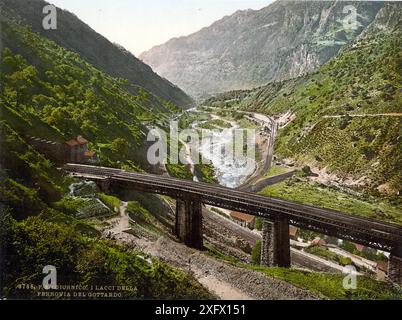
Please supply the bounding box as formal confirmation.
[140,0,384,99]
[0,0,194,108]
[201,3,402,195]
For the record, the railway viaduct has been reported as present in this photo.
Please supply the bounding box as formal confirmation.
[64,164,402,284]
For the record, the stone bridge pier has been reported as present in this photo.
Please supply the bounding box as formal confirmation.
[175,196,203,250]
[95,177,111,193]
[261,217,291,267]
[388,246,402,285]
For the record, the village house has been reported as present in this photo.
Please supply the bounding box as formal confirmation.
[27,135,98,164]
[289,226,298,240]
[229,211,256,229]
[64,135,98,163]
[353,243,365,253]
[229,213,301,241]
[376,260,389,280]
[311,237,327,247]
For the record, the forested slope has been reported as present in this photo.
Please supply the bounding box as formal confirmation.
[0,11,209,299]
[203,4,402,196]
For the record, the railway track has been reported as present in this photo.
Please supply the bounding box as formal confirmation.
[64,163,402,253]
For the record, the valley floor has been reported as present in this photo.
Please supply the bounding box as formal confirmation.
[97,199,401,300]
[102,203,316,300]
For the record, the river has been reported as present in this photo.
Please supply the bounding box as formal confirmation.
[184,110,274,189]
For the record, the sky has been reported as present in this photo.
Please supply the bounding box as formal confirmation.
[50,0,276,56]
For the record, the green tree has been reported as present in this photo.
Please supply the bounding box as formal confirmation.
[255,217,263,231]
[251,241,262,265]
[110,138,130,158]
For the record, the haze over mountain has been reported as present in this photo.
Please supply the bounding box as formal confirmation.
[1,0,402,300]
[0,0,194,108]
[203,2,402,199]
[140,0,385,98]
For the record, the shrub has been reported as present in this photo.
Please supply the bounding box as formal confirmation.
[1,216,212,299]
[255,217,263,231]
[251,241,262,265]
[98,193,121,211]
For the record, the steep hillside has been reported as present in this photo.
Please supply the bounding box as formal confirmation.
[141,0,384,98]
[0,1,192,218]
[0,9,212,299]
[202,3,402,197]
[0,0,194,108]
[0,12,182,170]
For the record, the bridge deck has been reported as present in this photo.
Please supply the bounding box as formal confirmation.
[64,164,402,252]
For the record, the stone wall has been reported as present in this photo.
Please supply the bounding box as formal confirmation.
[261,218,291,267]
[175,198,203,249]
[27,136,68,163]
[388,254,402,285]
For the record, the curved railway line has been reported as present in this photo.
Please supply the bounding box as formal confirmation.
[64,163,402,254]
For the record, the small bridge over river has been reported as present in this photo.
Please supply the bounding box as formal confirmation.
[64,164,402,284]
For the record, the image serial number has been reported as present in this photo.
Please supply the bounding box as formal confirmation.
[198,305,246,316]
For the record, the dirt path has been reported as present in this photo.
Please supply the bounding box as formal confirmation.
[109,202,129,235]
[196,275,253,300]
[102,206,316,300]
[134,237,316,300]
[323,113,402,118]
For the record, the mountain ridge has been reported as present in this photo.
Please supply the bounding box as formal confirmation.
[201,2,402,198]
[0,0,194,108]
[140,0,385,99]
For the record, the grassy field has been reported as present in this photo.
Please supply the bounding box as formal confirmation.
[196,118,232,129]
[178,111,210,129]
[261,165,292,178]
[236,117,259,129]
[99,193,121,211]
[305,246,353,267]
[194,164,218,184]
[251,266,401,300]
[205,245,401,300]
[259,178,402,225]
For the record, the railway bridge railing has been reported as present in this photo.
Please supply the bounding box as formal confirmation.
[63,164,402,284]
